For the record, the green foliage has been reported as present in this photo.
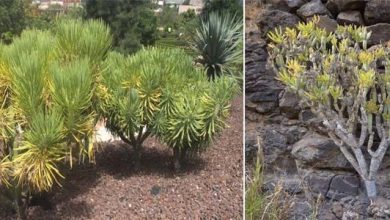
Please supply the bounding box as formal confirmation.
[191,12,243,80]
[202,0,243,20]
[0,0,25,44]
[245,157,264,219]
[268,17,390,198]
[99,47,238,168]
[245,155,294,220]
[0,19,111,200]
[155,9,199,56]
[158,6,179,30]
[54,19,112,64]
[85,0,158,54]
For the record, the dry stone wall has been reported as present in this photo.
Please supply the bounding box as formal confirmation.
[246,0,390,218]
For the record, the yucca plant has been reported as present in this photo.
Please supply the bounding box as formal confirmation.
[99,47,238,170]
[190,12,243,80]
[0,19,111,219]
[268,17,390,199]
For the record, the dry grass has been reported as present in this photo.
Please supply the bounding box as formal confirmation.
[245,151,295,220]
[245,1,264,33]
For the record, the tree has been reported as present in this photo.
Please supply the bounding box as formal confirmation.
[158,6,179,30]
[0,0,25,44]
[268,17,390,199]
[202,0,243,20]
[99,47,238,170]
[0,19,111,219]
[85,0,158,54]
[191,13,243,80]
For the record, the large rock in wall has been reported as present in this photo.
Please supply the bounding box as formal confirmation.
[246,0,390,218]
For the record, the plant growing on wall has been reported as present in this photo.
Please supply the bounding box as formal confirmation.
[268,17,390,199]
[99,47,238,170]
[0,19,111,219]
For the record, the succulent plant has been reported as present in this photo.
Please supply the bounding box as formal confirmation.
[269,17,390,198]
[99,47,238,170]
[0,19,111,218]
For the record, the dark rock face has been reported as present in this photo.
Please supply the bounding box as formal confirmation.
[311,15,338,32]
[326,0,366,13]
[259,125,288,164]
[337,10,364,25]
[256,9,301,38]
[292,133,350,169]
[304,170,360,200]
[245,38,283,114]
[266,0,308,12]
[367,23,390,46]
[297,0,332,20]
[326,175,360,200]
[364,0,390,25]
[279,90,301,119]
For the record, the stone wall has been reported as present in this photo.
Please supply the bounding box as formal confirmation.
[245,0,390,219]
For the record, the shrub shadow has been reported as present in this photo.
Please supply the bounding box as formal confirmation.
[95,140,207,179]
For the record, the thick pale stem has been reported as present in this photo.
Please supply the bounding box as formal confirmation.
[364,180,377,198]
[368,139,389,180]
[352,148,368,178]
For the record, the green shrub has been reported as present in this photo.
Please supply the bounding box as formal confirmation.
[268,16,390,198]
[99,47,238,170]
[0,19,111,218]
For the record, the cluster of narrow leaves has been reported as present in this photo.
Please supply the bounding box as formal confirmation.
[268,18,390,140]
[268,17,390,197]
[0,19,111,192]
[191,12,242,80]
[99,47,238,159]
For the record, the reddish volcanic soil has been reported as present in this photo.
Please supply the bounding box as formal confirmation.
[0,95,243,219]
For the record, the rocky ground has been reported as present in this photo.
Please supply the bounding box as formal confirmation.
[0,96,243,220]
[245,0,390,219]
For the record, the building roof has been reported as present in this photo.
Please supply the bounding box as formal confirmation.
[189,0,203,7]
[178,5,202,14]
[165,0,185,5]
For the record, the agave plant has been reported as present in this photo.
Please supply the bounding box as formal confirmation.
[191,12,242,80]
[0,19,111,218]
[99,47,238,170]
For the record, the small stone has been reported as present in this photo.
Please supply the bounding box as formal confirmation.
[256,9,301,38]
[297,0,332,21]
[150,185,161,196]
[337,11,364,26]
[367,23,390,46]
[309,15,338,32]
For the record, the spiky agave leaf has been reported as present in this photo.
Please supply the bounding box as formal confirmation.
[191,12,242,80]
[13,111,65,192]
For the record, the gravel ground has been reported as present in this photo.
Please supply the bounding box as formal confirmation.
[1,95,243,220]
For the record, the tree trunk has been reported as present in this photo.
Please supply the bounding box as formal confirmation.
[173,147,181,171]
[364,179,377,199]
[133,142,142,170]
[14,187,27,220]
[180,148,187,164]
